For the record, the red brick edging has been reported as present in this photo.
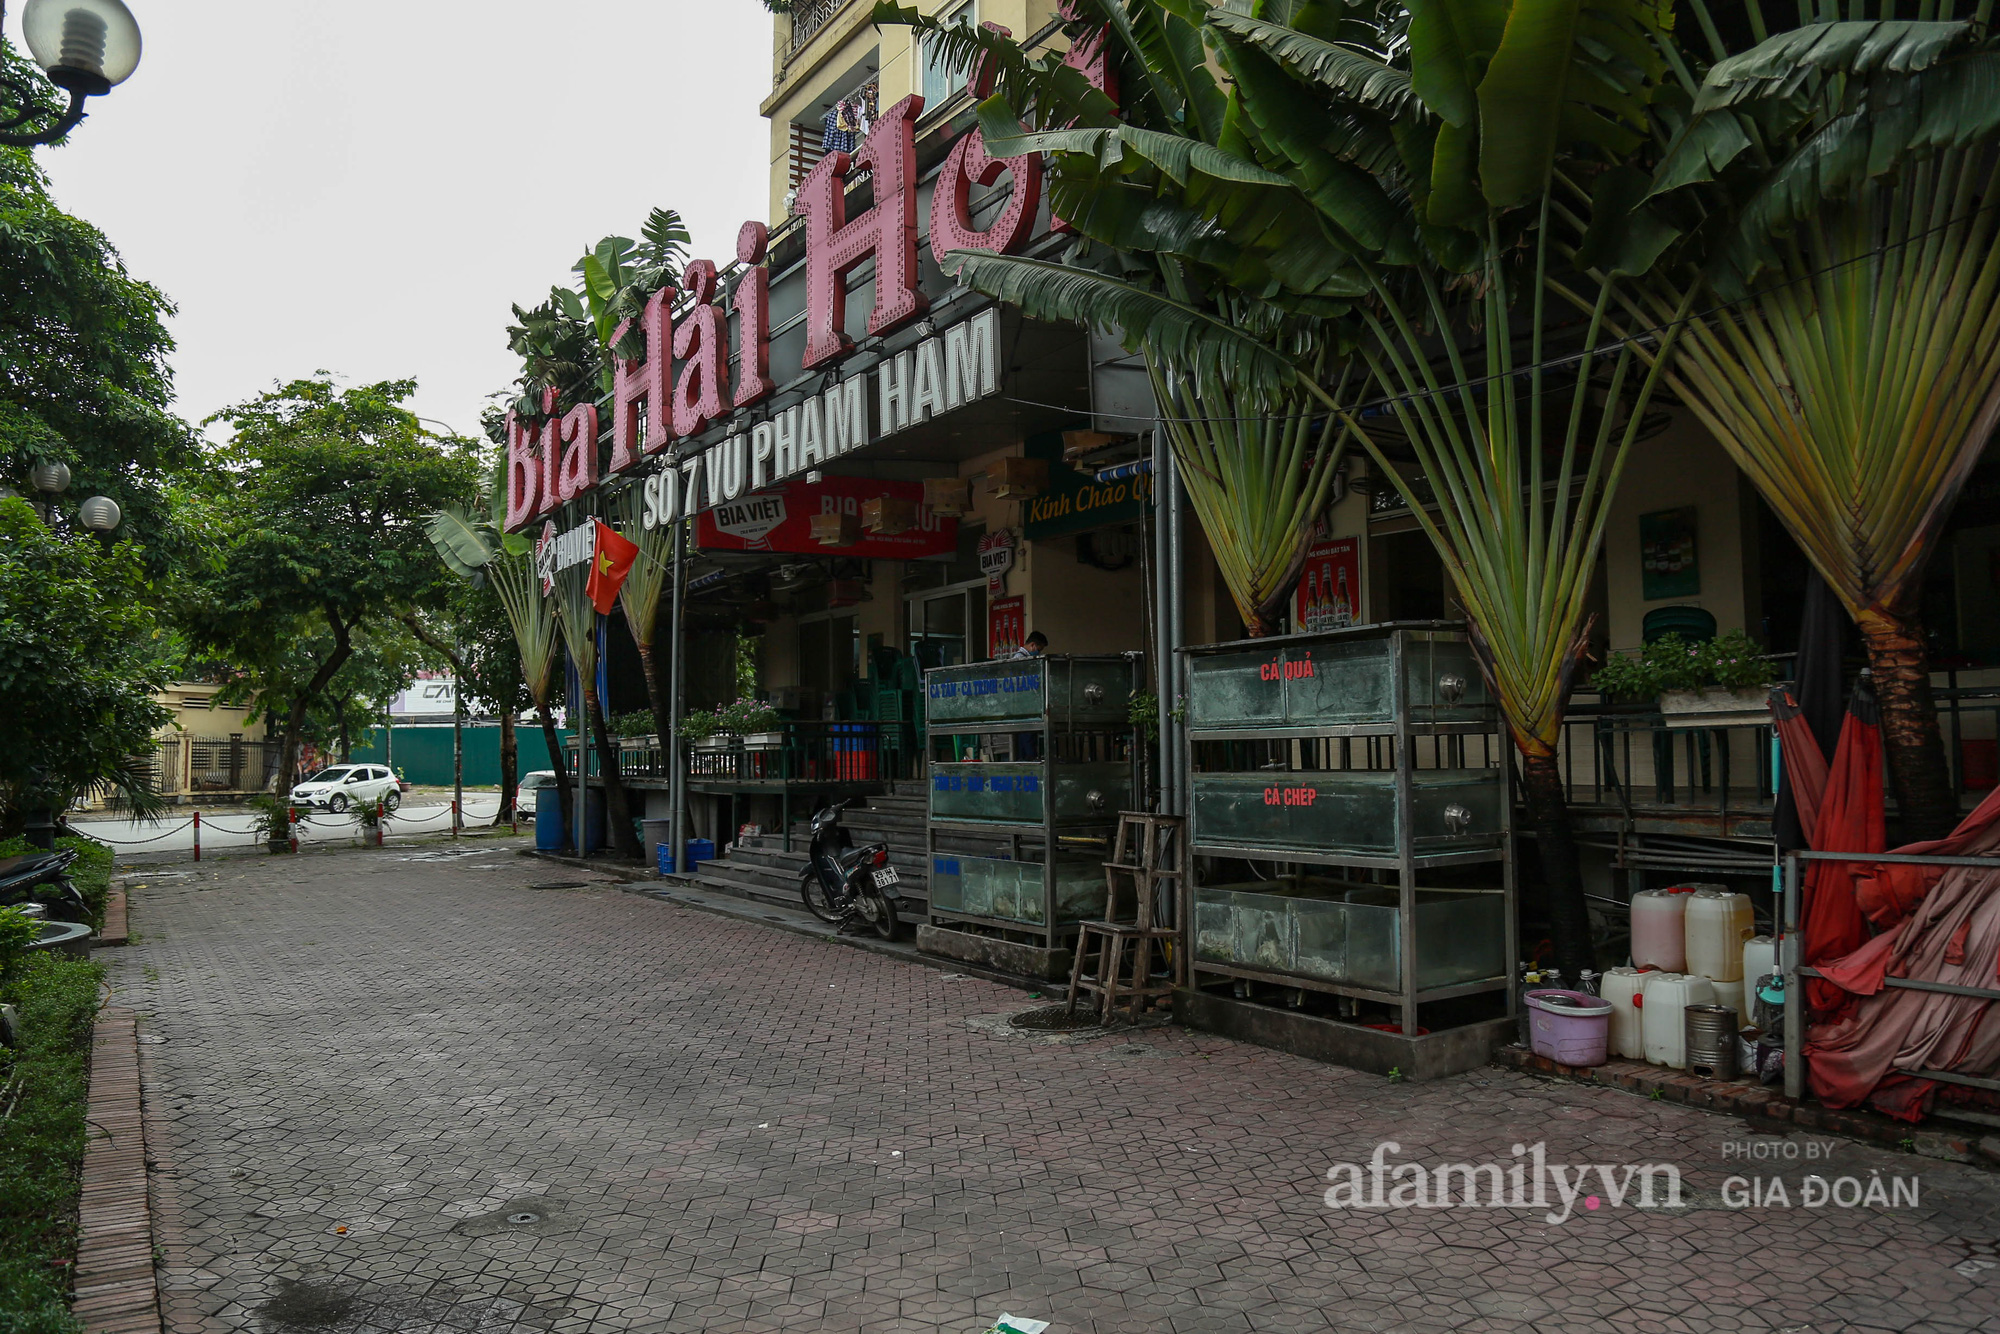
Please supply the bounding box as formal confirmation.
[71,1007,160,1334]
[1494,1045,2000,1166]
[98,890,129,947]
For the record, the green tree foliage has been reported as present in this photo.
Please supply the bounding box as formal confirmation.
[0,498,172,831]
[0,135,194,566]
[180,377,480,817]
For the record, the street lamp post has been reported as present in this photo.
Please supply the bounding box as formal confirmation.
[16,459,121,846]
[0,0,142,147]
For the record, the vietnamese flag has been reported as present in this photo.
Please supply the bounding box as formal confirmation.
[585,519,640,614]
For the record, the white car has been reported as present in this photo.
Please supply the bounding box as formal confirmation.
[291,764,402,814]
[517,770,559,816]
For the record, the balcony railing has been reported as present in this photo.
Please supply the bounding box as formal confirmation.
[788,0,854,56]
[570,720,913,786]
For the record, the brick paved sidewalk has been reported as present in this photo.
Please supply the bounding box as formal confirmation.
[109,846,2000,1334]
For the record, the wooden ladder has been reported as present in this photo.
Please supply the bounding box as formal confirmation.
[1067,812,1183,1025]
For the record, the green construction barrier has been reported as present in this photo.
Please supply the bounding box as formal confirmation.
[346,725,571,787]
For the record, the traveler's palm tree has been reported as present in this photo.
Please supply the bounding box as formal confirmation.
[1617,0,2000,838]
[887,0,1683,974]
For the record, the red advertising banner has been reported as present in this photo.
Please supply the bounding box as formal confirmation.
[1294,538,1360,632]
[695,477,957,558]
[989,595,1026,658]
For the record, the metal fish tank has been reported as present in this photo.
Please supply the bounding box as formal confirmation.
[1186,623,1492,733]
[923,656,1136,729]
[1192,877,1507,994]
[928,852,1110,926]
[929,761,1131,826]
[1188,769,1502,860]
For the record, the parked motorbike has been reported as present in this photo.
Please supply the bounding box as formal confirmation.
[0,848,87,921]
[797,799,900,939]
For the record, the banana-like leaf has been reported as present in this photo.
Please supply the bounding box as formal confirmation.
[979,118,1295,188]
[1694,19,1973,112]
[1406,0,1507,127]
[1476,0,1586,208]
[948,252,1302,403]
[1722,50,2000,254]
[425,505,498,580]
[1205,10,1419,116]
[1647,108,1752,198]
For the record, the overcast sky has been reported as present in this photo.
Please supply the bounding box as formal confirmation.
[37,0,773,441]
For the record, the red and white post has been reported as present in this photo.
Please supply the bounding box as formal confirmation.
[192,809,201,862]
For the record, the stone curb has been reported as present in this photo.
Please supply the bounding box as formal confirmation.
[97,889,129,947]
[71,1006,161,1334]
[1494,1045,2000,1168]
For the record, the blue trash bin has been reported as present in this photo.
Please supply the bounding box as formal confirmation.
[535,788,605,853]
[684,838,716,871]
[535,799,564,851]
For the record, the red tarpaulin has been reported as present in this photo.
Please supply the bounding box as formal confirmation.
[1775,683,1884,1017]
[1776,680,2000,1119]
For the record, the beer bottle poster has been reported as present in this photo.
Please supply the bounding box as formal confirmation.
[1293,539,1360,633]
[989,595,1026,657]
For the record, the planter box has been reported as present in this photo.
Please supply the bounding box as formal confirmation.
[692,736,736,752]
[1659,686,1770,729]
[741,731,786,750]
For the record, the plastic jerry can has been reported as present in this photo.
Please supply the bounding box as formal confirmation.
[1630,887,1697,971]
[1742,936,1777,991]
[1640,971,1717,1069]
[1685,888,1756,981]
[1601,966,1653,1060]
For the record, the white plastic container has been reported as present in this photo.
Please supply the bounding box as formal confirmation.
[1641,971,1717,1069]
[1742,935,1777,990]
[1685,889,1756,981]
[1601,966,1653,1060]
[1711,978,1746,1027]
[1630,888,1695,971]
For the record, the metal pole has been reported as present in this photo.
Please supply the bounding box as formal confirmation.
[452,666,464,837]
[192,809,201,862]
[1782,852,1803,1101]
[1152,427,1172,815]
[668,517,689,873]
[1162,438,1187,818]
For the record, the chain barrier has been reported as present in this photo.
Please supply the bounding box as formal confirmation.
[72,800,506,859]
[70,818,195,846]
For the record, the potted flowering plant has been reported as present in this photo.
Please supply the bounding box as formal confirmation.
[1590,631,1777,726]
[683,698,785,749]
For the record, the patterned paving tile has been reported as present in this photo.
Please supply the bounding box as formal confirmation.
[116,850,2000,1334]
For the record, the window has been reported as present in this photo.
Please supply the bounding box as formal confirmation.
[180,696,212,710]
[921,2,976,109]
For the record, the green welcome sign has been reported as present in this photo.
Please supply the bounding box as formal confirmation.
[1020,432,1152,540]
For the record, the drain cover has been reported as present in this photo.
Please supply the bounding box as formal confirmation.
[527,881,588,890]
[1009,1004,1103,1033]
[505,1212,541,1225]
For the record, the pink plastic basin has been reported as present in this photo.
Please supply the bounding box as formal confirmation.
[1526,988,1613,1066]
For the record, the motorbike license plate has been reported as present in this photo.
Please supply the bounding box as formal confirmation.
[871,867,900,888]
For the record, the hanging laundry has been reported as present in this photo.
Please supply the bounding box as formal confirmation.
[820,106,854,154]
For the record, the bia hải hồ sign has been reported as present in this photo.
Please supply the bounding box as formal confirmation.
[499,30,1118,540]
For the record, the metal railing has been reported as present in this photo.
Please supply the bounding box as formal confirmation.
[1555,700,1777,826]
[787,0,854,55]
[1781,848,2000,1103]
[567,721,907,785]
